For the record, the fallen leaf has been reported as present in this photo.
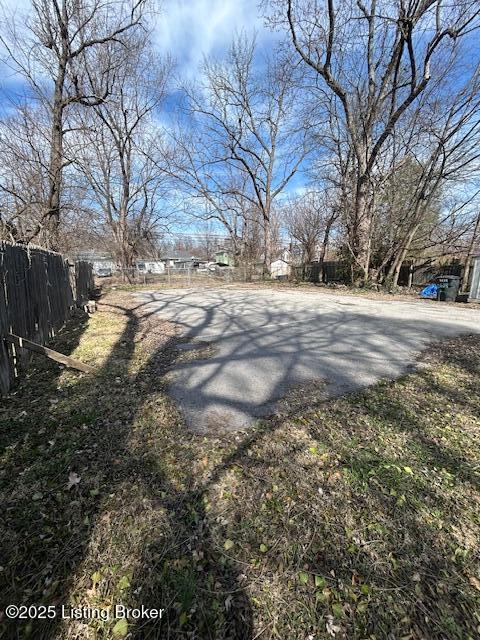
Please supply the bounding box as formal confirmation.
[469,576,480,591]
[67,471,81,490]
[298,571,309,585]
[315,575,326,588]
[118,575,130,590]
[112,618,128,638]
[326,614,341,637]
[224,539,234,551]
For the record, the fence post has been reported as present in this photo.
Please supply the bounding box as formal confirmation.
[0,246,10,394]
[408,262,414,289]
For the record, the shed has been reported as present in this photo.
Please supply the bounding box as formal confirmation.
[271,258,291,279]
[136,260,165,274]
[215,250,234,267]
[469,255,480,300]
[92,259,116,275]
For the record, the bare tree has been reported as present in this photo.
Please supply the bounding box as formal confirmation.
[168,35,310,273]
[463,211,480,288]
[0,0,148,249]
[0,104,50,241]
[0,101,90,247]
[268,0,480,283]
[283,190,338,279]
[74,35,173,275]
[367,65,480,286]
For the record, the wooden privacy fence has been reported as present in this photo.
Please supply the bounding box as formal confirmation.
[293,259,464,286]
[292,261,349,283]
[0,242,94,394]
[397,261,463,287]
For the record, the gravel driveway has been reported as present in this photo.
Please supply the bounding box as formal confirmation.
[136,287,480,431]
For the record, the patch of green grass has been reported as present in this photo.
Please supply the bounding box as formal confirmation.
[1,291,479,639]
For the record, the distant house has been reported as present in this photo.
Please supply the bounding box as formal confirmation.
[93,261,115,277]
[174,258,195,270]
[159,252,201,270]
[271,248,292,279]
[136,260,165,274]
[74,251,116,276]
[271,259,291,279]
[90,258,116,276]
[214,249,234,267]
[135,253,211,272]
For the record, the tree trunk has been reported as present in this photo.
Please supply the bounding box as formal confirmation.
[45,64,66,250]
[317,212,336,283]
[120,224,135,282]
[407,261,415,288]
[353,175,372,284]
[263,217,272,275]
[390,222,421,287]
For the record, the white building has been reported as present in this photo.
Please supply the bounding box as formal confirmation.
[92,259,116,276]
[136,260,165,274]
[271,258,291,279]
[469,255,480,300]
[270,248,292,279]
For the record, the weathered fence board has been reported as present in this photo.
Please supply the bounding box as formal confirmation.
[4,334,95,374]
[0,242,93,394]
[75,260,94,305]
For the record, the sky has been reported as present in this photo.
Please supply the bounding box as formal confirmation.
[153,0,271,77]
[0,0,294,237]
[1,0,478,240]
[0,0,272,95]
[0,0,279,151]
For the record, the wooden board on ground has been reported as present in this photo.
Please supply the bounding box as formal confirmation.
[4,334,94,374]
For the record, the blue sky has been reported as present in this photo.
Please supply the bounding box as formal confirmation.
[1,0,478,240]
[0,0,297,237]
[0,0,272,99]
[153,0,271,77]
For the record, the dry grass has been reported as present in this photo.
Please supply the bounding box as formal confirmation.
[0,290,479,639]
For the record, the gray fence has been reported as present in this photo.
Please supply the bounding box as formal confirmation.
[110,266,258,285]
[397,261,463,287]
[292,261,350,283]
[292,260,465,286]
[0,242,93,394]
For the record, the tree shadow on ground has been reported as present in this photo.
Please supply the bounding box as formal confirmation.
[169,343,479,639]
[0,310,89,455]
[0,295,253,639]
[133,288,480,432]
[1,293,479,639]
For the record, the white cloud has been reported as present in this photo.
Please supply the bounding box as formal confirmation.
[154,0,272,76]
[1,0,273,85]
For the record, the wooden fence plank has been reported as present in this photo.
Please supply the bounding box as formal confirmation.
[0,241,93,394]
[4,334,94,374]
